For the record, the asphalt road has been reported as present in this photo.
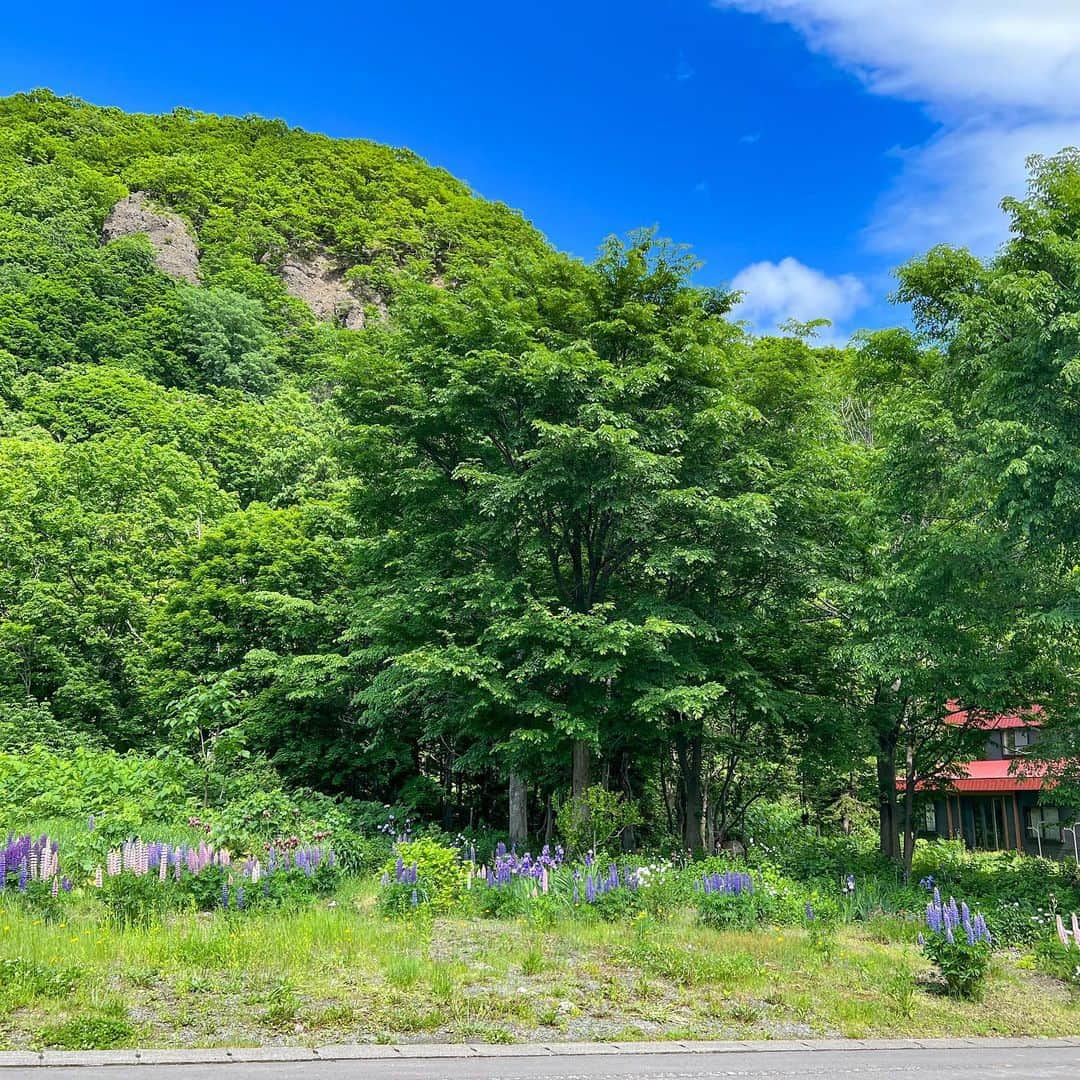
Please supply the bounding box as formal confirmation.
[16,1045,1080,1080]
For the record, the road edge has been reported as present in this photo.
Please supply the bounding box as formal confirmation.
[2,1036,1080,1069]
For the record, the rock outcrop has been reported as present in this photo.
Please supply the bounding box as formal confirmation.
[102,193,201,283]
[277,252,386,330]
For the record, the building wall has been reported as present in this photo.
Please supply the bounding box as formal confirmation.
[928,792,1073,858]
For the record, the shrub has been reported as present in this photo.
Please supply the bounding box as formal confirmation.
[98,873,181,927]
[986,898,1042,947]
[556,785,641,859]
[920,891,993,1000]
[465,879,530,919]
[332,831,392,875]
[696,875,758,930]
[742,800,887,882]
[698,890,758,931]
[379,837,467,914]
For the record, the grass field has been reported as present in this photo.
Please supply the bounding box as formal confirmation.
[1,879,1076,1052]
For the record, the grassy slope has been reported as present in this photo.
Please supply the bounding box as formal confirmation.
[1,881,1075,1051]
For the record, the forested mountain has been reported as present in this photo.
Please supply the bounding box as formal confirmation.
[0,88,546,762]
[1,90,1076,866]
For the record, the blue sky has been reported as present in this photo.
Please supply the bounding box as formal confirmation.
[2,1,1076,341]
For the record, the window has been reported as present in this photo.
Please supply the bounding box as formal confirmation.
[1003,728,1036,756]
[924,805,937,832]
[1028,806,1061,843]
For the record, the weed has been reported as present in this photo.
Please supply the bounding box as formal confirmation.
[520,945,546,976]
[36,1015,136,1050]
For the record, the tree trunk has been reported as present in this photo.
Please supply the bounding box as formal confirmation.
[616,748,636,852]
[572,740,590,799]
[901,733,917,880]
[675,729,704,855]
[508,772,528,848]
[876,726,900,861]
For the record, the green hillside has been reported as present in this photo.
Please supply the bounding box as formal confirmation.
[0,89,546,764]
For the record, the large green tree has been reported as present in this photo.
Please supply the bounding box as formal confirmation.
[888,152,1080,811]
[340,236,843,849]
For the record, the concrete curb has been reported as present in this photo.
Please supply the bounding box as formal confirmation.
[1,1036,1079,1068]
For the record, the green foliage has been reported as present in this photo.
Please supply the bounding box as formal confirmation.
[697,890,759,931]
[2,88,1080,892]
[97,874,180,928]
[0,89,542,773]
[556,785,641,858]
[381,838,467,914]
[911,841,1080,915]
[0,959,80,1011]
[0,747,193,841]
[176,863,338,914]
[35,1014,136,1050]
[804,904,840,963]
[921,934,991,1001]
[1033,938,1080,995]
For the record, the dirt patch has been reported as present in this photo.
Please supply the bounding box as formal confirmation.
[102,193,200,283]
[277,252,385,330]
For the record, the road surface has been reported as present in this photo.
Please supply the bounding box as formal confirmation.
[7,1042,1080,1079]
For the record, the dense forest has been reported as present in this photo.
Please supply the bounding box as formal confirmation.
[2,90,1078,872]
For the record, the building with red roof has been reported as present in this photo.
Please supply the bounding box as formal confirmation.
[918,706,1071,857]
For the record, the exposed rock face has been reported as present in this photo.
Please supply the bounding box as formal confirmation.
[102,192,200,283]
[277,252,378,330]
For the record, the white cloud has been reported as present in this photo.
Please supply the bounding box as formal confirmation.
[715,1,1080,115]
[729,257,867,336]
[713,1,1080,255]
[866,120,1080,254]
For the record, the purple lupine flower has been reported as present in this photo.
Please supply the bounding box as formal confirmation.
[236,887,245,911]
[804,901,815,922]
[701,871,753,897]
[221,883,229,910]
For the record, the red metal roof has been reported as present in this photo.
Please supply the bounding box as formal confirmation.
[943,702,1044,730]
[905,758,1056,793]
[946,758,1050,793]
